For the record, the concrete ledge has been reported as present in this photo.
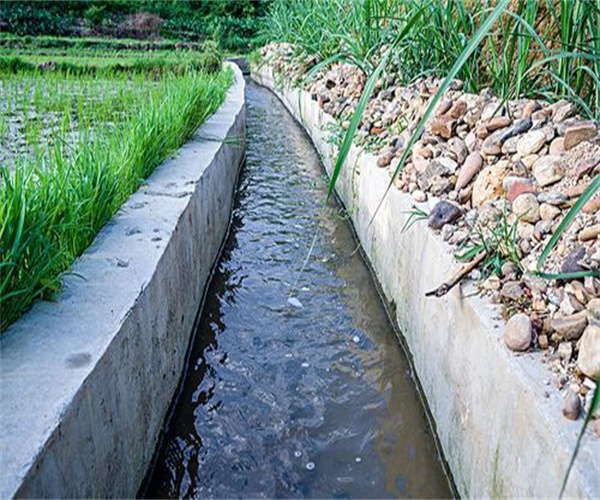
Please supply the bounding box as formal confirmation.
[0,63,246,498]
[253,65,599,499]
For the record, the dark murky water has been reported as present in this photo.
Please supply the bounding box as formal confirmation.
[142,83,453,499]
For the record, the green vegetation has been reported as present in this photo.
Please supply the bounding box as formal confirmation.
[266,1,600,118]
[455,201,520,278]
[0,33,197,52]
[0,0,271,52]
[0,49,232,332]
[0,43,223,76]
[263,0,600,485]
[536,174,600,280]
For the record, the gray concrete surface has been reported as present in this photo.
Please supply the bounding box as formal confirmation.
[0,63,246,499]
[253,65,600,500]
[228,57,249,75]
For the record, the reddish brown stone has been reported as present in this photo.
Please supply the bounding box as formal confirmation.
[583,197,600,214]
[485,116,511,131]
[430,115,456,139]
[566,184,586,198]
[448,99,468,119]
[455,152,483,191]
[506,180,536,203]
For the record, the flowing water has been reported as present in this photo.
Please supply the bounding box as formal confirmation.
[142,82,453,499]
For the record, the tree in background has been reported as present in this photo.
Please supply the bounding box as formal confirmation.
[0,0,271,51]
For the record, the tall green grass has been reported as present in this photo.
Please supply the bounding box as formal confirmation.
[266,0,600,119]
[266,0,600,276]
[0,68,232,332]
[265,0,600,490]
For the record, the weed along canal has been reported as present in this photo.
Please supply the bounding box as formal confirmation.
[3,3,600,499]
[142,82,453,499]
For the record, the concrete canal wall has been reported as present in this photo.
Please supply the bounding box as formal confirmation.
[0,63,246,498]
[253,64,599,500]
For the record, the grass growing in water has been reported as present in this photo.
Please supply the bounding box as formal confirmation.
[0,40,224,76]
[0,64,232,332]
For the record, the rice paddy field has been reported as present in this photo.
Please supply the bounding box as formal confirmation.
[0,39,232,331]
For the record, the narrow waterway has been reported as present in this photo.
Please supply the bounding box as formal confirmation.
[143,82,453,499]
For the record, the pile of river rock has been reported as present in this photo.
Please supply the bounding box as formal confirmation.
[260,43,600,428]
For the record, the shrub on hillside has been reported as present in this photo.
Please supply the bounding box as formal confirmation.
[83,4,107,29]
[118,12,164,40]
[199,40,223,73]
[1,1,69,36]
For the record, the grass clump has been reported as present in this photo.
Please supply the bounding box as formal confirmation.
[265,0,600,120]
[0,65,232,332]
[455,202,521,279]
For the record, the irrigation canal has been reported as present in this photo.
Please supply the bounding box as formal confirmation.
[141,81,453,499]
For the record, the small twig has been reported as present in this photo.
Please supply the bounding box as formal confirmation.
[425,252,486,298]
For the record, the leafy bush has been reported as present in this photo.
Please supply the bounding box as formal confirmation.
[83,4,106,29]
[1,0,271,51]
[1,1,70,36]
[199,40,224,73]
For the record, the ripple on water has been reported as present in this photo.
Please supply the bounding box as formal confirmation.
[143,83,453,499]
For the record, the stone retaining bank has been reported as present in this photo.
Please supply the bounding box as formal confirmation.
[253,65,599,499]
[0,63,245,498]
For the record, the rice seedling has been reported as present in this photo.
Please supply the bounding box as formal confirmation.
[0,57,232,332]
[0,32,190,53]
[0,42,224,77]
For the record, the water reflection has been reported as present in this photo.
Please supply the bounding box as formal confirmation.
[142,83,453,499]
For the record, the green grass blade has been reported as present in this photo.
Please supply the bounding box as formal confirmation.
[535,270,600,280]
[326,51,389,201]
[368,0,511,225]
[325,1,430,202]
[559,378,600,499]
[536,174,600,272]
